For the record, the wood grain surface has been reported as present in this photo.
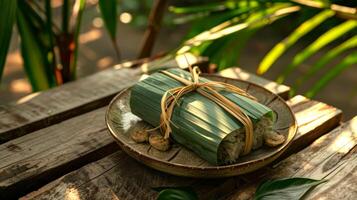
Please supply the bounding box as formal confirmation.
[0,65,284,145]
[218,68,290,100]
[0,68,140,144]
[19,96,342,200]
[226,116,357,200]
[0,107,117,199]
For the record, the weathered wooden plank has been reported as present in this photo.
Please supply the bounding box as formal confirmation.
[282,95,343,158]
[0,60,276,144]
[0,68,140,144]
[218,67,290,100]
[0,53,208,144]
[226,117,357,200]
[306,147,357,200]
[0,107,118,199]
[20,96,342,200]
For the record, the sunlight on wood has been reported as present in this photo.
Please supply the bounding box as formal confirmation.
[350,117,357,134]
[10,79,31,94]
[219,68,290,98]
[65,187,81,200]
[295,103,326,125]
[79,29,102,44]
[16,92,40,104]
[331,117,357,153]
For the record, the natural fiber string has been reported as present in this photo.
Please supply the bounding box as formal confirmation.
[157,63,258,155]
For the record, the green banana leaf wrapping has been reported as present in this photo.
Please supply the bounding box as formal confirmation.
[130,68,275,165]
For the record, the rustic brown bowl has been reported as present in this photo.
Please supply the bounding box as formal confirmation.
[106,75,297,178]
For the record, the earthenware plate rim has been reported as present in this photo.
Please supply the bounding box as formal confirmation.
[105,74,297,177]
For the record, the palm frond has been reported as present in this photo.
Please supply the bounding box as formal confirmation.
[208,28,258,70]
[291,0,357,19]
[306,51,357,97]
[184,5,258,43]
[294,35,357,91]
[257,9,335,75]
[277,20,357,83]
[170,1,259,14]
[178,3,300,54]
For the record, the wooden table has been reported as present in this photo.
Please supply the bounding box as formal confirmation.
[0,57,356,200]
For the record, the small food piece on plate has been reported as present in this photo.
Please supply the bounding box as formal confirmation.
[264,131,286,147]
[131,130,149,143]
[149,134,171,151]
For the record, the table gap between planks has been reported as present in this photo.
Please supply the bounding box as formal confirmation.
[0,56,346,200]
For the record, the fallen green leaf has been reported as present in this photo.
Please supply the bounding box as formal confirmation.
[254,177,327,200]
[155,187,198,200]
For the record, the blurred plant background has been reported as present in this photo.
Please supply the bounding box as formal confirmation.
[0,0,356,118]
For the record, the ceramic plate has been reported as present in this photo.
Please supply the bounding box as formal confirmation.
[106,75,297,178]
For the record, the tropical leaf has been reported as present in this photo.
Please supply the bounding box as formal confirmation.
[254,177,326,200]
[0,0,17,81]
[184,6,258,52]
[210,28,258,70]
[293,35,357,92]
[277,20,357,83]
[98,0,117,39]
[98,0,120,60]
[306,51,357,97]
[169,1,228,14]
[178,3,299,54]
[257,9,335,75]
[172,3,258,26]
[45,0,57,83]
[62,0,70,34]
[19,1,56,86]
[291,0,357,20]
[154,187,198,200]
[17,8,53,91]
[70,0,86,80]
[170,0,259,14]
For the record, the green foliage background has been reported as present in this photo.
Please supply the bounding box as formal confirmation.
[0,0,356,99]
[172,0,357,97]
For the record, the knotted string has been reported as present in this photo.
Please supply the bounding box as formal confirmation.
[157,64,258,155]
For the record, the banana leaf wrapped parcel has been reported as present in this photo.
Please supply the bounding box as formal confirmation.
[129,68,285,165]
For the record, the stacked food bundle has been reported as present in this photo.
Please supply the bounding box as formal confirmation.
[129,68,285,165]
